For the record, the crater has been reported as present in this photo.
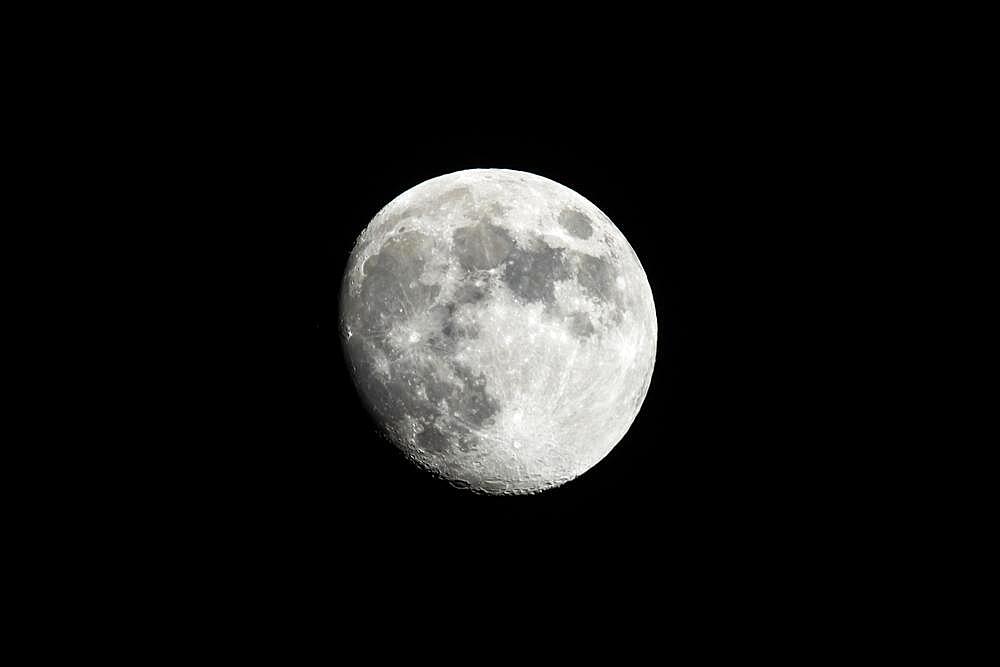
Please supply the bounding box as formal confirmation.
[558,209,594,239]
[452,221,515,271]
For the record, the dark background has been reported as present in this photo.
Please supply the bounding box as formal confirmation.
[46,13,930,650]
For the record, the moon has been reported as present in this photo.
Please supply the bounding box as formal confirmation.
[340,169,656,494]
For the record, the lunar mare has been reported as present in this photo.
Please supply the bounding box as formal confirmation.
[340,169,656,494]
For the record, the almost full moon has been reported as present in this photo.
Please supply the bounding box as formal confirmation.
[340,169,656,494]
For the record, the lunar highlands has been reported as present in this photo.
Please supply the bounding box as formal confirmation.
[340,170,656,494]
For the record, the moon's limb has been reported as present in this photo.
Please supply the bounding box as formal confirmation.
[340,169,657,494]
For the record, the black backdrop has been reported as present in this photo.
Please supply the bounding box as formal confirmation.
[57,8,935,649]
[57,12,915,651]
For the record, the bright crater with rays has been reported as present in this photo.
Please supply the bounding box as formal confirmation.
[340,169,657,494]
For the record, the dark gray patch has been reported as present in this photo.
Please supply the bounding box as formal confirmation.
[349,353,499,456]
[451,364,500,429]
[344,339,424,428]
[453,282,487,304]
[408,363,500,453]
[558,209,594,239]
[441,319,456,339]
[416,425,450,453]
[351,232,441,347]
[347,355,460,456]
[502,239,571,305]
[419,371,454,405]
[425,301,480,353]
[452,221,514,271]
[440,317,479,341]
[362,231,430,278]
[567,312,596,338]
[574,252,624,312]
[411,305,454,357]
[417,419,482,456]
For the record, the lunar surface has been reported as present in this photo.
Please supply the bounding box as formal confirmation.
[340,169,656,494]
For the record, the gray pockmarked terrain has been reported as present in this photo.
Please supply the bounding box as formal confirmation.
[340,169,657,494]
